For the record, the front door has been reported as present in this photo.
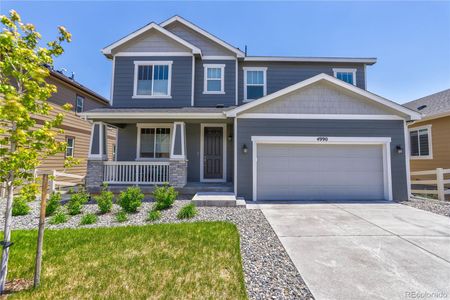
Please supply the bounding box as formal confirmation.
[203,126,224,181]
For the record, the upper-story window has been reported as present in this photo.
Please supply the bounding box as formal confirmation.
[410,125,432,159]
[333,68,356,85]
[244,67,267,102]
[203,64,225,94]
[133,61,172,98]
[75,95,84,113]
[65,136,75,158]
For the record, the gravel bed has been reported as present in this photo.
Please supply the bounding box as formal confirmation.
[398,197,450,217]
[1,199,313,300]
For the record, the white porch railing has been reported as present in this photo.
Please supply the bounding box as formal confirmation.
[103,161,170,184]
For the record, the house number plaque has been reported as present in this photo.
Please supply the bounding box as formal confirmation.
[316,137,328,142]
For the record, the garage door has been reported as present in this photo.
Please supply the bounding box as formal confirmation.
[256,144,386,201]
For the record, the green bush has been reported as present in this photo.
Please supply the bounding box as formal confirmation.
[12,197,31,216]
[177,203,198,219]
[152,184,178,211]
[67,187,75,194]
[94,185,114,214]
[80,213,98,225]
[66,190,90,215]
[147,210,161,222]
[49,208,68,225]
[46,192,61,216]
[115,211,128,223]
[118,186,143,213]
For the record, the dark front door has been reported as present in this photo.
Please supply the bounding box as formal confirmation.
[203,126,223,180]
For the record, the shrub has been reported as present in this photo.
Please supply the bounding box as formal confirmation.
[46,192,62,216]
[94,185,114,214]
[12,197,31,216]
[115,211,128,223]
[49,208,68,225]
[80,213,98,225]
[152,184,178,211]
[147,209,161,222]
[177,203,198,219]
[118,186,143,213]
[67,190,90,215]
[67,187,75,194]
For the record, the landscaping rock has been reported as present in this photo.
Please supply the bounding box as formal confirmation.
[398,197,450,217]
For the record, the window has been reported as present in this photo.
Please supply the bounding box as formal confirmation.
[203,64,225,94]
[137,126,171,159]
[133,61,172,98]
[409,125,432,159]
[75,95,84,113]
[65,137,75,158]
[112,144,117,161]
[333,68,356,85]
[244,67,267,102]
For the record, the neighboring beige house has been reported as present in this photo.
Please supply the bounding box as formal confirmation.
[404,88,450,172]
[35,69,116,185]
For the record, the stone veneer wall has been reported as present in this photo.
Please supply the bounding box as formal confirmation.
[169,160,188,188]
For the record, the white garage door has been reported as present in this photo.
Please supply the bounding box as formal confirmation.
[256,144,386,201]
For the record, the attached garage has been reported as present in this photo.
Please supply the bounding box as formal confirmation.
[252,136,393,201]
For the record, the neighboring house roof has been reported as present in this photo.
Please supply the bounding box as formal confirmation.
[101,22,202,57]
[49,69,110,105]
[160,15,245,58]
[225,73,421,120]
[403,89,450,121]
[244,56,377,65]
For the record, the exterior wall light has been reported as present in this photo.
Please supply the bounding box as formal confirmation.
[242,144,248,154]
[228,134,233,141]
[396,145,403,154]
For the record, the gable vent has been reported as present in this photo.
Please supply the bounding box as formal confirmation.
[417,105,427,111]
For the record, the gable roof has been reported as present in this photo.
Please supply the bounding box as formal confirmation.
[403,89,450,121]
[160,16,245,58]
[225,73,421,120]
[101,22,202,57]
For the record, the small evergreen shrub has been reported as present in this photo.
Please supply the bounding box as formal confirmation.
[49,208,69,225]
[80,213,98,225]
[116,211,128,223]
[118,186,143,213]
[12,197,31,216]
[152,184,178,211]
[46,192,61,216]
[177,203,198,219]
[94,184,113,214]
[67,190,90,215]
[147,210,161,222]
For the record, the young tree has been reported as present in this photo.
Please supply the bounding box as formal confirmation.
[0,10,71,293]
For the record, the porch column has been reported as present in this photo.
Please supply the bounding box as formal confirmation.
[86,122,108,192]
[169,122,187,188]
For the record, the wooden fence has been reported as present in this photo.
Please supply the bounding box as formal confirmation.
[411,168,450,201]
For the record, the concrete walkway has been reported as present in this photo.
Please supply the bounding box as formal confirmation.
[249,201,450,300]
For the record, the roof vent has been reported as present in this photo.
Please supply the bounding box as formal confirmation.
[417,105,427,111]
[216,104,224,108]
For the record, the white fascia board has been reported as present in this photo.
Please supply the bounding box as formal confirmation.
[226,73,422,120]
[81,112,227,120]
[251,136,392,144]
[102,22,202,56]
[160,16,245,58]
[244,56,377,64]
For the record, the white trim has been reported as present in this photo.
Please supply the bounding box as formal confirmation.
[409,124,433,160]
[203,55,236,60]
[81,112,227,120]
[136,123,173,160]
[333,68,357,85]
[88,122,108,160]
[244,56,377,64]
[114,52,192,57]
[132,61,173,99]
[191,56,195,106]
[226,73,421,120]
[243,67,267,102]
[200,123,227,182]
[203,64,225,94]
[170,122,186,159]
[233,118,237,194]
[251,136,393,201]
[102,22,202,55]
[238,113,404,120]
[404,120,412,197]
[160,16,245,57]
[110,56,115,105]
[235,58,238,106]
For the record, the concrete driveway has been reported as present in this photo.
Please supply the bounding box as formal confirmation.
[251,202,450,300]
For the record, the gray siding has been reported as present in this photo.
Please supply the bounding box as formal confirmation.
[173,123,182,155]
[238,61,366,105]
[165,22,236,56]
[113,56,192,108]
[194,59,236,107]
[236,119,407,201]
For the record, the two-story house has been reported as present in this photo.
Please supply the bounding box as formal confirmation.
[82,16,420,201]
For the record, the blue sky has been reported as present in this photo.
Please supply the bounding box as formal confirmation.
[1,1,449,104]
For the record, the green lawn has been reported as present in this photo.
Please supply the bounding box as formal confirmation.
[4,222,247,299]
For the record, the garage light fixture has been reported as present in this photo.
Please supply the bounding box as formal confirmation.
[396,145,403,154]
[242,144,248,154]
